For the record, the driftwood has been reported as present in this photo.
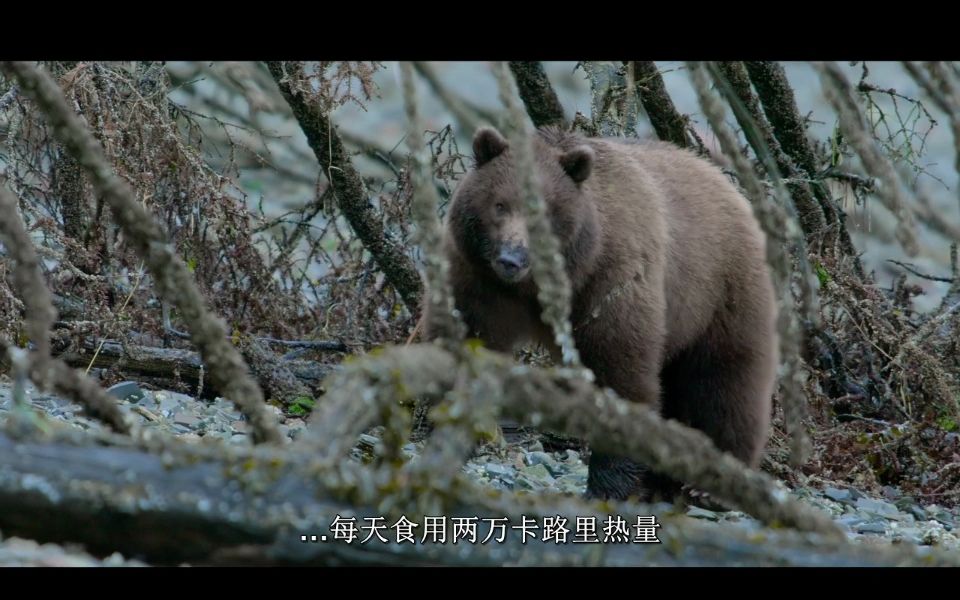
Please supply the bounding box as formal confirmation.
[54,337,337,400]
[0,428,954,566]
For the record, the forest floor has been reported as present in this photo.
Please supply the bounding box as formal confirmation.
[1,379,958,566]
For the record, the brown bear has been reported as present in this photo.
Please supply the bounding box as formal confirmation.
[427,125,779,501]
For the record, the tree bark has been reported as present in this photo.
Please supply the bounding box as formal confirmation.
[630,61,692,149]
[507,62,566,129]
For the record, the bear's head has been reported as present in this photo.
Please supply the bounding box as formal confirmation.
[447,126,598,288]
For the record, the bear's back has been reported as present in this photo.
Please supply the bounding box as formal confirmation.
[571,135,772,359]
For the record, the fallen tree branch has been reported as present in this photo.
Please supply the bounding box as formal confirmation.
[494,62,580,366]
[163,325,348,353]
[236,336,315,408]
[400,61,463,345]
[902,61,960,214]
[304,343,840,537]
[887,260,954,284]
[714,61,827,251]
[0,425,952,566]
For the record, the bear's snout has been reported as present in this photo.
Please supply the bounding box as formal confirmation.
[493,244,530,283]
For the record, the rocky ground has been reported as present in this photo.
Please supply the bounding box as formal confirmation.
[1,379,958,565]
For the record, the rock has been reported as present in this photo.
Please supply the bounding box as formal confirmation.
[837,515,865,529]
[516,473,548,491]
[686,507,719,521]
[933,513,956,531]
[358,433,379,447]
[155,393,181,417]
[106,381,146,403]
[490,479,512,491]
[881,485,902,500]
[855,497,903,520]
[893,526,923,544]
[894,495,917,510]
[525,451,562,476]
[721,511,748,522]
[484,463,515,481]
[856,521,888,534]
[173,413,200,428]
[921,522,947,545]
[521,463,556,484]
[555,476,585,495]
[824,487,852,503]
[285,418,306,432]
[909,505,928,522]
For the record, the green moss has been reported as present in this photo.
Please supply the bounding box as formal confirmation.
[814,261,831,287]
[288,395,316,416]
[937,416,958,432]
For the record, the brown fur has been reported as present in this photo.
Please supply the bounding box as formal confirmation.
[425,126,779,501]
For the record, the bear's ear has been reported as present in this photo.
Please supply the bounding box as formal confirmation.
[559,145,594,184]
[473,127,509,166]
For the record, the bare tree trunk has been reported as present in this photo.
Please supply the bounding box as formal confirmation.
[507,62,566,129]
[264,61,423,313]
[743,61,864,277]
[629,61,692,149]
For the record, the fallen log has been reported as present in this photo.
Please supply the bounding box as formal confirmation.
[0,428,954,566]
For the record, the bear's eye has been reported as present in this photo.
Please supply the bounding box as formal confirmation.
[494,202,507,216]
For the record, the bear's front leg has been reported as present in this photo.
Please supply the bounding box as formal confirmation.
[576,294,669,501]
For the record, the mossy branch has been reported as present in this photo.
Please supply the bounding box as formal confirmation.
[0,183,130,434]
[714,62,827,252]
[689,61,812,468]
[302,343,842,537]
[743,61,864,277]
[629,61,693,149]
[507,61,566,129]
[399,61,464,346]
[493,61,581,367]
